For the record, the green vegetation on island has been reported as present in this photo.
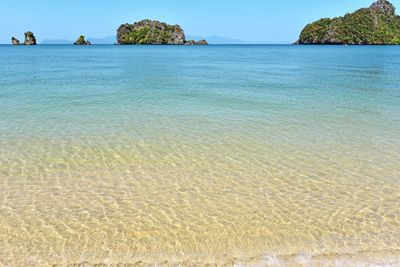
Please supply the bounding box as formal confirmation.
[297,0,400,45]
[117,19,207,45]
[74,35,92,45]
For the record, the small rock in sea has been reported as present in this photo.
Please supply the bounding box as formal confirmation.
[194,39,208,45]
[74,35,92,45]
[11,37,20,45]
[185,40,196,45]
[24,31,37,45]
[184,39,209,45]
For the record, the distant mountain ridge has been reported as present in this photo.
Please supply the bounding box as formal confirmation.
[41,35,253,45]
[41,39,73,44]
[87,36,118,44]
[41,36,116,45]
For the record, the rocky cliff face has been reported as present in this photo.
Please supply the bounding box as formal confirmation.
[74,35,92,45]
[117,20,186,45]
[370,0,395,15]
[24,31,37,45]
[297,0,400,45]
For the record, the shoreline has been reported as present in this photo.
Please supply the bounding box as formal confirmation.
[3,249,400,266]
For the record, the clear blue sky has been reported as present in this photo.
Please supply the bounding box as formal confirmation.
[1,0,399,44]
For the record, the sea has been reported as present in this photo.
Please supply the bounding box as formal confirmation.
[0,44,399,266]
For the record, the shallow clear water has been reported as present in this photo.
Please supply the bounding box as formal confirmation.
[0,45,400,266]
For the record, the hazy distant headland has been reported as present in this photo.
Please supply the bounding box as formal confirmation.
[41,36,116,45]
[297,0,400,45]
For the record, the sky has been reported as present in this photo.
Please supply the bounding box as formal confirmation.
[1,0,399,44]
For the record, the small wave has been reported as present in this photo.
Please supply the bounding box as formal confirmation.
[234,249,400,267]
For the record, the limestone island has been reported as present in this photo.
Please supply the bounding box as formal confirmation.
[74,35,92,45]
[297,0,400,45]
[11,31,37,45]
[116,19,208,45]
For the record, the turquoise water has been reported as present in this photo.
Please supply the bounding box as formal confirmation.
[0,45,400,265]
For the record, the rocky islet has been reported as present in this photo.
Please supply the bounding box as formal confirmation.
[11,32,37,45]
[297,0,400,45]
